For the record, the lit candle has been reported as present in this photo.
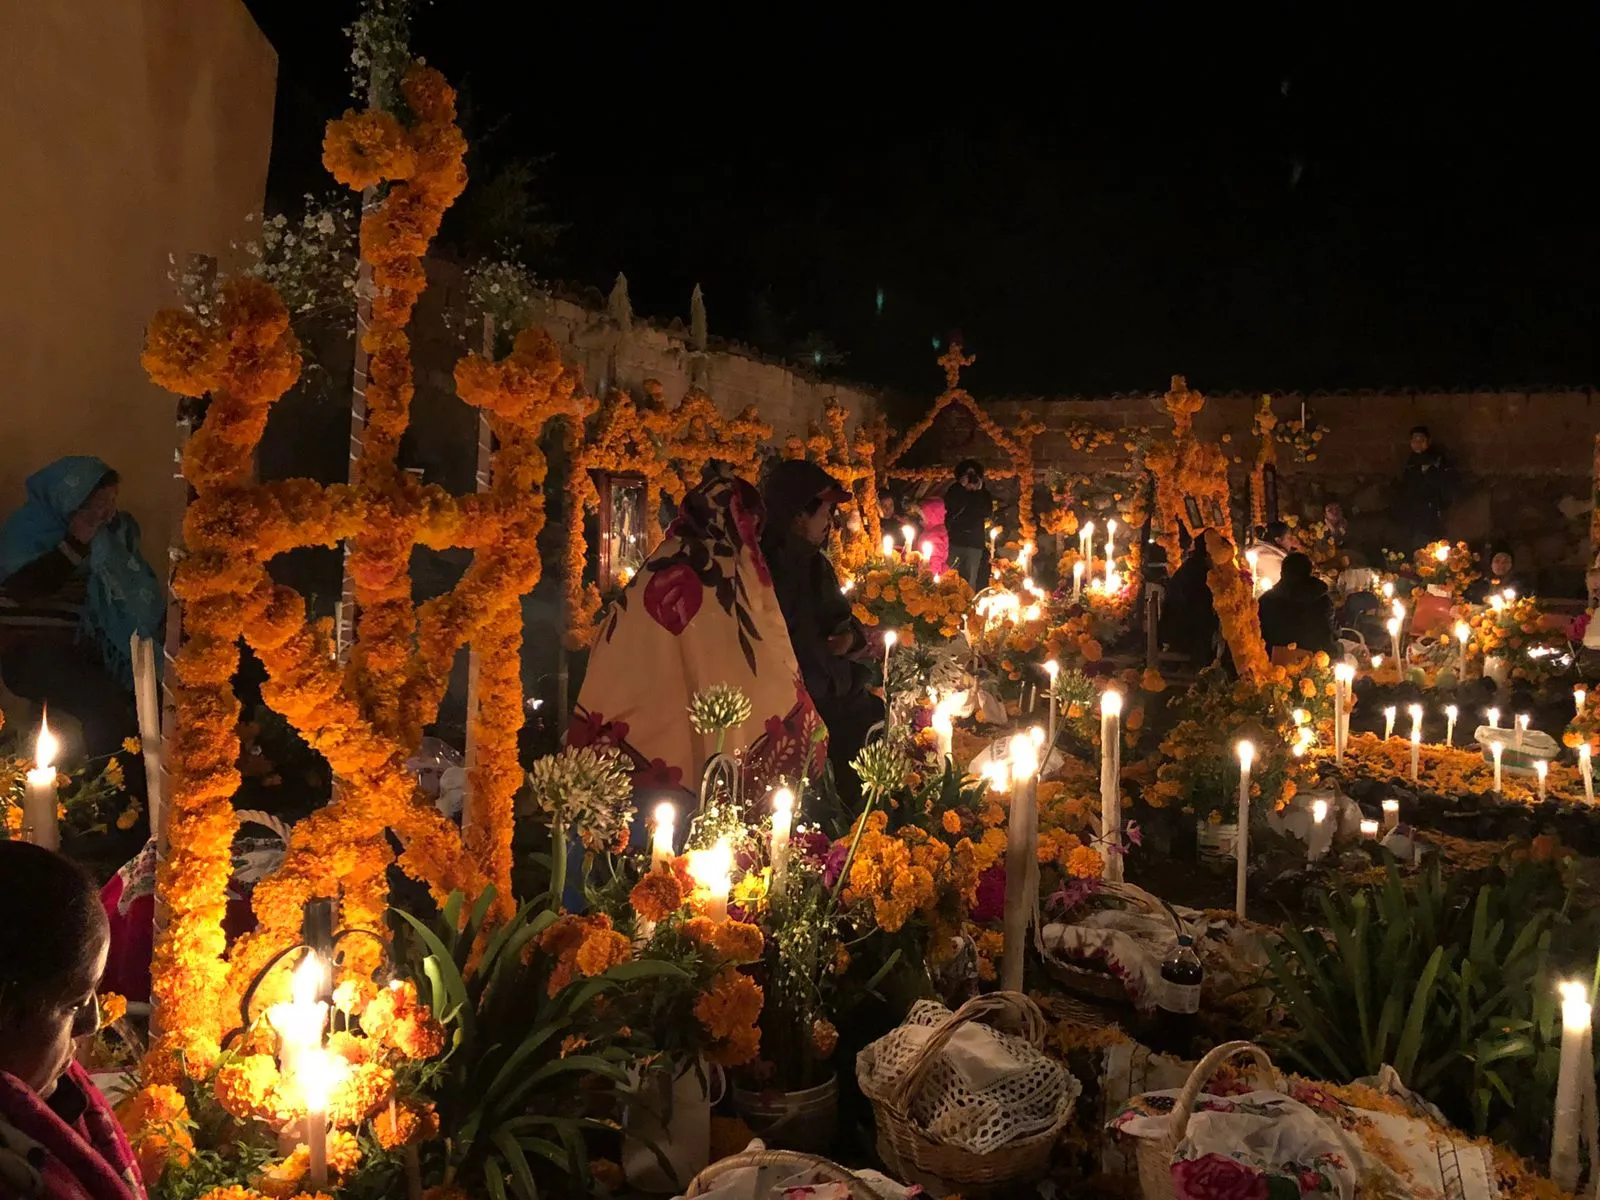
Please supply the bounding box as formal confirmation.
[881,534,894,558]
[1071,559,1085,602]
[1381,798,1400,833]
[1043,659,1060,753]
[297,1047,344,1191]
[1551,981,1592,1192]
[1487,707,1500,729]
[1308,798,1328,864]
[1390,598,1406,623]
[1360,818,1380,839]
[650,802,676,867]
[1386,616,1402,668]
[1079,520,1094,565]
[1383,705,1397,741]
[23,711,60,851]
[1581,744,1594,805]
[267,952,329,1082]
[1099,691,1123,884]
[1535,759,1549,800]
[1381,580,1395,601]
[900,524,915,557]
[1516,713,1530,750]
[1455,621,1471,672]
[1104,520,1116,588]
[920,538,933,563]
[688,839,734,922]
[1492,742,1504,794]
[1444,704,1458,746]
[1235,740,1254,920]
[930,696,955,762]
[1433,542,1450,563]
[1333,662,1355,764]
[1019,540,1034,572]
[881,628,897,700]
[1001,732,1040,992]
[1576,686,1588,717]
[769,787,795,898]
[1503,587,1517,603]
[1408,704,1423,783]
[1370,654,1384,673]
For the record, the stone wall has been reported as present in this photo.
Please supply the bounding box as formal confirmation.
[0,0,277,561]
[942,388,1599,593]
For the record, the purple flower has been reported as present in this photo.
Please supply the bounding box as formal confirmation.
[797,830,832,863]
[823,840,851,889]
[971,864,1006,923]
[1046,876,1101,916]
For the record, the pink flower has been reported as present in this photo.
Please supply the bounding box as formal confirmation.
[1172,1153,1267,1200]
[643,563,703,634]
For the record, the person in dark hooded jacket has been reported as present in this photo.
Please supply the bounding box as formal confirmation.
[1257,552,1338,657]
[761,460,882,804]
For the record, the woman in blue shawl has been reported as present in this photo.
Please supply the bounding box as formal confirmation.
[0,456,163,758]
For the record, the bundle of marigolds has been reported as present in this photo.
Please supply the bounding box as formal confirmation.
[118,976,447,1197]
[849,554,973,645]
[1412,539,1479,597]
[1464,593,1566,681]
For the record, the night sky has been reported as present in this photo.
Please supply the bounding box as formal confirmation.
[244,4,1600,398]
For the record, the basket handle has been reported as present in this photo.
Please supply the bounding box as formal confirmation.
[1168,1040,1276,1144]
[683,1148,870,1197]
[886,990,1045,1112]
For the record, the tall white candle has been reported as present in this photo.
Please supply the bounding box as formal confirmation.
[1551,981,1592,1192]
[1333,663,1355,764]
[1576,687,1588,717]
[1455,621,1471,673]
[1308,798,1328,864]
[1099,691,1123,883]
[651,802,676,867]
[881,534,894,559]
[1001,732,1040,992]
[1581,744,1595,805]
[881,629,897,702]
[1444,704,1458,746]
[1044,660,1060,752]
[930,697,955,762]
[769,787,794,898]
[1408,704,1423,783]
[1104,520,1116,588]
[1535,759,1549,800]
[23,712,61,851]
[900,524,915,557]
[1071,559,1085,602]
[1383,706,1397,741]
[1492,742,1504,794]
[1381,798,1400,833]
[1079,520,1094,565]
[297,1047,344,1191]
[1386,617,1403,670]
[688,839,733,923]
[1235,740,1254,920]
[1516,713,1530,750]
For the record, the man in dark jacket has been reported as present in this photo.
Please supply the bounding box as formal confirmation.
[1399,425,1456,550]
[944,459,994,589]
[1258,552,1338,658]
[761,460,882,805]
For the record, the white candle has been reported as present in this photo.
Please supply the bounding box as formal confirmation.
[1071,559,1085,602]
[1359,818,1379,839]
[1551,981,1592,1192]
[1099,691,1123,883]
[930,697,955,762]
[900,524,915,556]
[881,534,894,558]
[769,787,794,897]
[23,712,61,851]
[1370,654,1384,674]
[1235,741,1254,920]
[1455,621,1471,672]
[1535,759,1549,800]
[1383,705,1397,741]
[1381,580,1395,601]
[1018,540,1034,572]
[1386,617,1402,669]
[1044,659,1060,752]
[1504,587,1517,603]
[1433,542,1450,564]
[1487,707,1500,729]
[1001,732,1040,992]
[650,802,676,867]
[1308,798,1328,864]
[1576,687,1588,717]
[1582,744,1595,805]
[1333,662,1355,764]
[1381,798,1400,833]
[1104,520,1116,588]
[1408,704,1423,783]
[1517,713,1530,750]
[882,629,897,700]
[1492,742,1504,794]
[1079,520,1094,565]
[267,952,329,1082]
[688,839,734,922]
[297,1047,344,1191]
[1444,704,1458,746]
[1245,548,1260,597]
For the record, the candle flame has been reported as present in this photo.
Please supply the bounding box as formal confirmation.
[1043,658,1059,679]
[1333,662,1355,683]
[883,629,897,649]
[1381,581,1394,599]
[771,786,794,819]
[295,1046,347,1113]
[1008,732,1039,779]
[1371,655,1384,670]
[1433,543,1450,563]
[920,539,933,560]
[881,535,894,557]
[1454,621,1470,643]
[653,801,675,830]
[1072,560,1085,579]
[1100,689,1123,717]
[1236,740,1255,771]
[1445,705,1458,720]
[1487,707,1500,727]
[687,839,734,892]
[1560,980,1593,1030]
[1385,617,1401,637]
[1311,799,1328,823]
[35,710,59,772]
[291,951,327,1008]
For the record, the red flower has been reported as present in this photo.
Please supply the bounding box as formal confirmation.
[1172,1153,1267,1200]
[569,711,629,749]
[632,758,683,789]
[644,563,703,634]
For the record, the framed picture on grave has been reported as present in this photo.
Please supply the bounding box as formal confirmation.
[1183,496,1204,531]
[1263,464,1279,526]
[1205,497,1226,528]
[595,471,647,592]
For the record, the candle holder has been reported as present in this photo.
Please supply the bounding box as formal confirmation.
[228,897,391,1041]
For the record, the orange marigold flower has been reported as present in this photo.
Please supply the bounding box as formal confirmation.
[390,1012,447,1061]
[693,967,764,1067]
[322,109,416,191]
[712,920,764,965]
[811,1018,839,1058]
[629,867,687,922]
[574,928,632,977]
[116,1083,193,1184]
[1066,845,1105,879]
[374,1099,439,1150]
[940,809,963,834]
[98,991,128,1028]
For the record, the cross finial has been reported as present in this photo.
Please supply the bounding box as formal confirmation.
[938,342,975,389]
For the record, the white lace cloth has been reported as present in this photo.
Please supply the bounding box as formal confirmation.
[856,1000,1079,1155]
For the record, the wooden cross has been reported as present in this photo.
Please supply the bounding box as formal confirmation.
[937,342,976,390]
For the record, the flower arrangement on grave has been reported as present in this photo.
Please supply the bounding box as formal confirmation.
[1463,594,1569,683]
[1271,403,1328,462]
[1282,515,1350,576]
[848,554,973,645]
[0,721,143,839]
[1413,539,1479,597]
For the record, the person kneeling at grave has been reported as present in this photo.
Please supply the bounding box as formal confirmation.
[0,457,162,759]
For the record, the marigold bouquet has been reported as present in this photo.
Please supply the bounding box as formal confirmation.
[849,555,973,645]
[1412,540,1479,597]
[1463,594,1568,682]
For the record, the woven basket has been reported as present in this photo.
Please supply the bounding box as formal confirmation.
[1131,1040,1278,1200]
[1041,881,1180,1007]
[860,991,1068,1193]
[683,1148,871,1197]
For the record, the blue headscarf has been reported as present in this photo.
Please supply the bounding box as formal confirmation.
[0,456,164,689]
